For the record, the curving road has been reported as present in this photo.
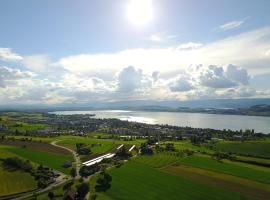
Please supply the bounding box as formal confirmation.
[51,140,81,179]
[10,140,81,200]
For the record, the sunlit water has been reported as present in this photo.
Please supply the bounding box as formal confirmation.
[50,110,270,134]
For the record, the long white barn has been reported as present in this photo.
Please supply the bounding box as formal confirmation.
[82,153,116,166]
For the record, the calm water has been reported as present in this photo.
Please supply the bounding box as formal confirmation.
[51,110,270,134]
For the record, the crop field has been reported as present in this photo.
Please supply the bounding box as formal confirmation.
[0,139,70,155]
[0,145,73,174]
[163,164,270,200]
[133,153,181,168]
[0,165,37,197]
[180,155,270,184]
[99,161,253,200]
[212,141,270,158]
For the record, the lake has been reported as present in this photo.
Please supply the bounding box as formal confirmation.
[51,110,270,134]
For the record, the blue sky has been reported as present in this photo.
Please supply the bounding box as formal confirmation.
[0,0,270,105]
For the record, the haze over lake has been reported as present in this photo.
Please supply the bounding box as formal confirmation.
[51,110,270,134]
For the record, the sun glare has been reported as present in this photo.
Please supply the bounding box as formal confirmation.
[127,0,154,26]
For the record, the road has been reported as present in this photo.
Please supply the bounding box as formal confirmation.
[10,140,81,200]
[51,140,81,179]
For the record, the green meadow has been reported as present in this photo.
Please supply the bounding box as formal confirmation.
[180,155,270,184]
[58,138,116,154]
[212,140,270,158]
[100,161,253,200]
[0,145,73,174]
[133,152,181,168]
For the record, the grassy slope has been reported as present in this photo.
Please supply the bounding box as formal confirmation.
[103,162,253,200]
[213,141,270,158]
[181,155,270,184]
[0,166,37,197]
[133,153,181,168]
[0,145,72,174]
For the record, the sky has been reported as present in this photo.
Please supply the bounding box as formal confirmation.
[0,0,270,105]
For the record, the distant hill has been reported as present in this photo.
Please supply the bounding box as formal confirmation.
[0,98,270,111]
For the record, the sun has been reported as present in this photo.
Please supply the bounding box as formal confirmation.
[127,0,154,26]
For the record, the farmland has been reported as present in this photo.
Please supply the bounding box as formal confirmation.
[180,155,270,184]
[133,152,181,168]
[0,165,37,197]
[1,111,270,200]
[212,140,270,158]
[100,161,254,200]
[0,145,73,174]
[58,138,116,154]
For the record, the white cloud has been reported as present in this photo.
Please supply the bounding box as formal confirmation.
[217,20,245,31]
[56,27,270,77]
[225,64,249,85]
[177,42,203,50]
[0,48,23,62]
[0,66,33,88]
[168,75,194,92]
[116,66,152,93]
[150,34,162,42]
[22,54,50,72]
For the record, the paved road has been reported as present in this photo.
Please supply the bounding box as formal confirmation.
[51,140,81,179]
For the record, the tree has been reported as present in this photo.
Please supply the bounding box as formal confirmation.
[79,164,100,177]
[95,171,112,192]
[165,143,175,151]
[76,183,89,200]
[70,168,76,178]
[48,191,54,200]
[140,143,153,155]
[116,146,131,159]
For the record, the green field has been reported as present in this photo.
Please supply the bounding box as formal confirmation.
[0,165,37,197]
[100,161,253,200]
[7,122,48,133]
[133,153,181,168]
[58,138,116,154]
[0,145,73,174]
[181,155,270,184]
[213,141,270,158]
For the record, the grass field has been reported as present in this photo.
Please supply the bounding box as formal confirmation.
[58,138,116,154]
[163,165,270,200]
[8,122,48,132]
[0,165,37,197]
[100,161,253,200]
[180,155,270,184]
[133,153,181,168]
[0,145,73,174]
[212,141,270,158]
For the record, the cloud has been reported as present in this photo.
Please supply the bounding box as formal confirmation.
[168,75,194,92]
[0,48,23,62]
[150,34,162,42]
[116,66,152,93]
[22,54,50,72]
[225,64,249,85]
[177,42,203,50]
[216,20,245,31]
[0,66,33,88]
[56,27,270,77]
[149,32,178,43]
